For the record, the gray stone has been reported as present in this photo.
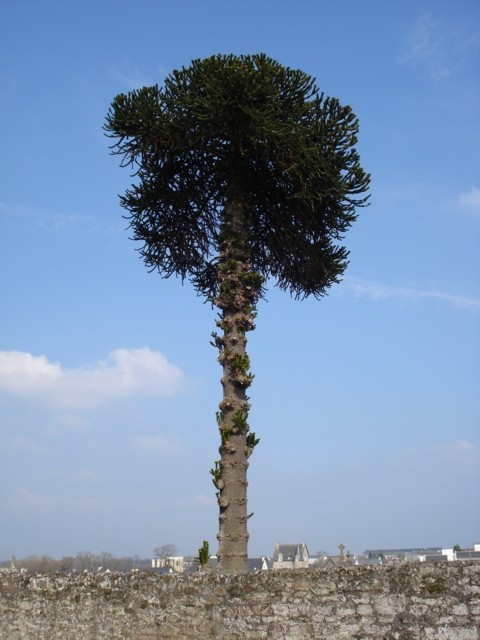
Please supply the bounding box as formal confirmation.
[0,563,478,639]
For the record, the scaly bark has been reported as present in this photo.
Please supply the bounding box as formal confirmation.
[212,197,262,572]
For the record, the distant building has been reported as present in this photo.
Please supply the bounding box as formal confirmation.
[272,543,309,570]
[149,541,480,575]
[248,557,270,571]
[456,542,480,562]
[362,547,462,563]
[151,556,197,573]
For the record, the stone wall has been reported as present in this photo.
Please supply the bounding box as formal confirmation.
[1,562,479,639]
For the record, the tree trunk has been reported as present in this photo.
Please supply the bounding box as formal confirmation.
[213,197,261,572]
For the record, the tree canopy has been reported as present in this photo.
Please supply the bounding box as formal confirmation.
[105,53,370,300]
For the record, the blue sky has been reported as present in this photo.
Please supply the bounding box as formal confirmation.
[1,0,479,560]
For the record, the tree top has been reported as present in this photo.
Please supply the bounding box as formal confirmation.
[105,53,370,299]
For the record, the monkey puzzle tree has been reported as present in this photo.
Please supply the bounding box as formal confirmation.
[105,54,370,571]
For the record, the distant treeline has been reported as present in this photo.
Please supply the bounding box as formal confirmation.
[1,552,153,573]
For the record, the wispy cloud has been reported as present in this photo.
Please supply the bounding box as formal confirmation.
[399,14,480,81]
[45,468,103,484]
[459,186,480,216]
[0,201,122,235]
[172,494,217,509]
[341,276,480,310]
[130,434,182,455]
[0,348,185,410]
[6,436,56,457]
[109,64,155,91]
[403,439,480,469]
[9,488,51,512]
[432,440,480,466]
[108,60,171,91]
[8,488,105,513]
[46,414,92,434]
[391,439,480,472]
[8,488,138,513]
[194,494,216,507]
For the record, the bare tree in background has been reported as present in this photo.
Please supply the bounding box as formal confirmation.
[153,544,178,560]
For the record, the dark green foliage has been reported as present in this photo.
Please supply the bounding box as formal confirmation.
[246,432,260,450]
[197,540,210,567]
[104,53,370,300]
[210,461,223,487]
[231,410,248,431]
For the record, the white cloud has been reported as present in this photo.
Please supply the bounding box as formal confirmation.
[0,348,185,409]
[130,434,182,455]
[459,186,480,216]
[340,277,480,310]
[0,352,62,390]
